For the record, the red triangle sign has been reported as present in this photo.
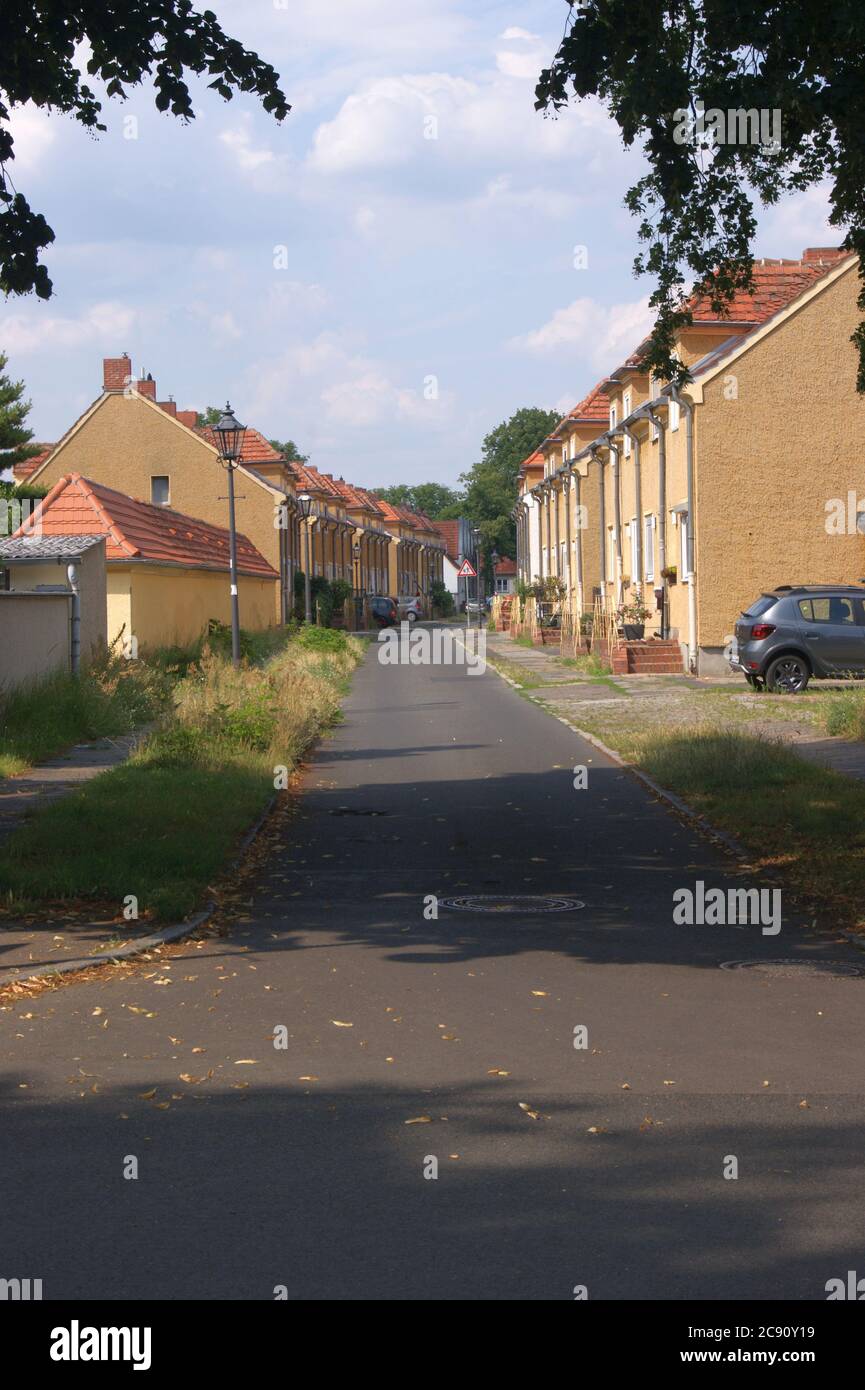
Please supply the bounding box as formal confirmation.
[457,559,477,578]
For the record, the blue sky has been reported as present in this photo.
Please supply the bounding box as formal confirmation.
[2,0,837,488]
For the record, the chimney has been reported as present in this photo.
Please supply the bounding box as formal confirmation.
[158,399,177,416]
[103,354,132,391]
[176,409,199,429]
[803,246,846,262]
[136,372,156,400]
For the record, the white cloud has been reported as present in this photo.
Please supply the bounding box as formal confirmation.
[306,67,616,178]
[6,103,57,172]
[755,185,846,256]
[495,27,547,80]
[0,301,136,355]
[511,295,654,368]
[219,114,276,172]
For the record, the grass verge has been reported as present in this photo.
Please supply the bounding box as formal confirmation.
[0,627,363,921]
[637,731,865,931]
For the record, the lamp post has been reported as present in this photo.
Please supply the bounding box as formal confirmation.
[489,547,500,602]
[472,527,482,627]
[353,540,363,629]
[297,492,314,623]
[213,402,246,668]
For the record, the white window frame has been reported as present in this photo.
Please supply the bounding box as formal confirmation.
[151,475,170,506]
[628,517,638,577]
[609,404,617,431]
[608,526,616,581]
[669,396,680,432]
[622,390,632,455]
[644,513,655,581]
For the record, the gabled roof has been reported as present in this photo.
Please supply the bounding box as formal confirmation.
[11,445,55,483]
[518,449,545,479]
[494,556,517,576]
[12,474,277,579]
[609,247,854,380]
[196,424,283,465]
[431,520,461,565]
[564,381,610,425]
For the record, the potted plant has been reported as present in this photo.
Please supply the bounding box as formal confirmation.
[660,564,677,584]
[617,590,652,640]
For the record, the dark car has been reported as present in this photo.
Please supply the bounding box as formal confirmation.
[730,584,865,692]
[370,595,398,628]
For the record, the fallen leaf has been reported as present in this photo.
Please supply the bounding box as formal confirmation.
[404,1116,432,1125]
[331,1020,353,1028]
[235,1059,259,1065]
[138,1088,157,1100]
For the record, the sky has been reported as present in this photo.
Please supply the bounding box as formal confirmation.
[1,0,839,488]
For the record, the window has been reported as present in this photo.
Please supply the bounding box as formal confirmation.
[151,475,170,506]
[799,596,856,624]
[669,397,680,432]
[608,526,616,580]
[649,376,659,440]
[622,391,632,455]
[644,514,655,581]
[609,404,617,430]
[628,518,638,575]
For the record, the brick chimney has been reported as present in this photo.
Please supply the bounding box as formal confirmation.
[103,354,132,391]
[158,399,177,417]
[136,372,157,400]
[803,246,846,262]
[176,409,199,429]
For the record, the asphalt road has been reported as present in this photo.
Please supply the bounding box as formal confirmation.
[3,626,865,1301]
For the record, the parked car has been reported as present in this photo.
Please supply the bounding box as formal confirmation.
[398,595,423,623]
[370,595,398,628]
[729,585,865,692]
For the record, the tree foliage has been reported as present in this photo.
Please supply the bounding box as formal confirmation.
[536,1,865,388]
[456,406,559,560]
[0,2,289,297]
[0,351,41,475]
[373,482,462,518]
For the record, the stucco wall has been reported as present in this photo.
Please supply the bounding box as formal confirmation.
[111,565,277,651]
[3,542,108,665]
[696,263,865,650]
[32,393,285,621]
[0,592,71,690]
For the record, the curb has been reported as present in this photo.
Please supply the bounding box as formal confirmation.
[0,793,280,986]
[486,655,750,862]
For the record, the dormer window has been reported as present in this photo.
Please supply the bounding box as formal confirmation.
[151,476,170,506]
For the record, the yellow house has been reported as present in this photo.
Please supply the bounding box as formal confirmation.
[19,356,299,625]
[520,247,865,673]
[14,473,278,651]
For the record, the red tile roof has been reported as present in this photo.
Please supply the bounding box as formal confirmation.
[565,381,610,424]
[14,473,277,578]
[494,556,517,576]
[12,445,55,482]
[518,449,545,479]
[197,425,283,465]
[615,247,853,375]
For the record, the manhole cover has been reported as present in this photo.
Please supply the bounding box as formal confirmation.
[438,894,585,914]
[720,958,865,979]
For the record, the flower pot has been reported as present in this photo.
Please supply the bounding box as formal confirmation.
[622,623,645,640]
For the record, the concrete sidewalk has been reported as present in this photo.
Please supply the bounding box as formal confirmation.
[0,727,155,980]
[486,629,865,783]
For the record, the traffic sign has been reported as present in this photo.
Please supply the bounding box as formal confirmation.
[457,559,477,578]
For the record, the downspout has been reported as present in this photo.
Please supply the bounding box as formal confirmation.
[607,434,624,607]
[66,560,81,676]
[545,481,552,580]
[554,480,561,578]
[646,403,668,639]
[563,466,572,604]
[591,447,606,589]
[536,489,544,580]
[671,384,697,672]
[573,467,584,616]
[622,423,642,591]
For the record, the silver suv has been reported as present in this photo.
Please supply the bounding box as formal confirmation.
[730,585,865,692]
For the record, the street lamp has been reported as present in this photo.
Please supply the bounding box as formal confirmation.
[471,527,482,626]
[352,540,363,629]
[213,401,246,667]
[490,548,500,599]
[297,492,314,624]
